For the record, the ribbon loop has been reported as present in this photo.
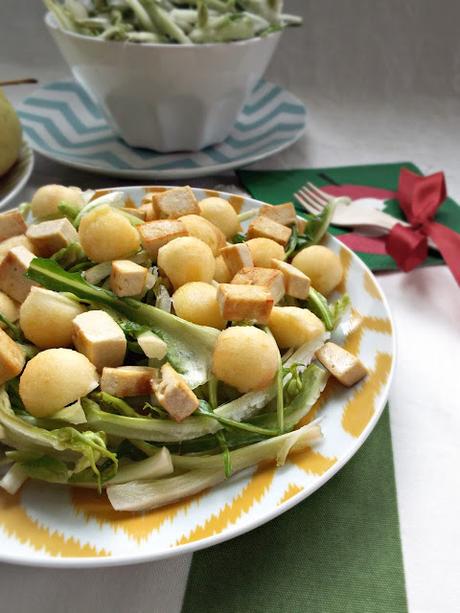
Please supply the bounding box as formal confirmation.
[387,169,460,284]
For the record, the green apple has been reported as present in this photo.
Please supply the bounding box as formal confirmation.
[0,89,22,177]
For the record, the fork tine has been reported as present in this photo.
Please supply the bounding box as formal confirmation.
[300,201,322,217]
[294,192,322,216]
[298,187,327,210]
[306,182,334,203]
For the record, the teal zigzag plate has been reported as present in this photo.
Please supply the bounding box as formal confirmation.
[17,80,307,180]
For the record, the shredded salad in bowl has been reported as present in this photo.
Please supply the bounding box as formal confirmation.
[0,184,368,512]
[44,0,302,44]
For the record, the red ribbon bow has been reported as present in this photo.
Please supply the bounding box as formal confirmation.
[387,169,460,284]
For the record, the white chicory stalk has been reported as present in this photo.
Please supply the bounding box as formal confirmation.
[107,447,173,485]
[107,422,322,511]
[284,332,330,369]
[0,463,28,495]
[73,191,125,226]
[53,400,87,425]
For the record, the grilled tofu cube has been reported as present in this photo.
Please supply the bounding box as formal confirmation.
[0,328,25,385]
[26,218,78,257]
[0,210,27,242]
[138,220,188,258]
[316,342,368,387]
[0,235,37,262]
[101,366,156,397]
[0,246,37,303]
[152,363,199,422]
[152,186,200,219]
[232,266,285,303]
[139,194,159,221]
[219,243,253,277]
[217,283,273,324]
[247,215,292,246]
[110,260,148,297]
[259,203,297,227]
[271,258,311,300]
[73,310,127,371]
[296,218,307,234]
[137,331,168,360]
[0,290,20,324]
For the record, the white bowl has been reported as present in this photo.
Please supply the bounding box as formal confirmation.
[45,13,282,153]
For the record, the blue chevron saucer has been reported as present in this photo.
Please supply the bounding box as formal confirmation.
[18,80,306,180]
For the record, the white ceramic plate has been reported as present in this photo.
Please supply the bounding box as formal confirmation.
[17,80,306,179]
[0,187,395,568]
[0,141,34,209]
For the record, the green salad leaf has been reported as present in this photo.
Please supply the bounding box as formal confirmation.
[0,388,117,489]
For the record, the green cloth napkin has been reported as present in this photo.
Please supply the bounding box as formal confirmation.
[182,407,407,613]
[237,162,460,271]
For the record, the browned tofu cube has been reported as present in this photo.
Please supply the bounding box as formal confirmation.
[271,258,311,300]
[0,210,27,242]
[110,260,148,297]
[0,328,25,385]
[219,243,253,277]
[0,235,37,263]
[232,266,285,303]
[0,291,20,324]
[73,310,127,371]
[152,363,199,422]
[139,194,159,222]
[296,218,307,234]
[0,246,37,303]
[101,366,156,397]
[26,218,78,257]
[152,186,200,219]
[217,284,273,324]
[138,220,188,258]
[259,203,297,227]
[247,215,292,246]
[316,342,368,387]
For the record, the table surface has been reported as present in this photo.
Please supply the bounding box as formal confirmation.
[1,1,460,612]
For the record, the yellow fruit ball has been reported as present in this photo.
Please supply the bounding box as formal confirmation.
[30,184,85,220]
[268,306,325,349]
[292,245,343,296]
[79,205,141,263]
[212,326,279,393]
[20,287,86,349]
[157,237,215,289]
[19,349,99,417]
[179,214,226,256]
[214,255,232,283]
[173,282,226,329]
[199,197,241,239]
[0,89,22,177]
[247,238,285,268]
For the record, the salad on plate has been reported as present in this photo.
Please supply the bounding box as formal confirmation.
[0,184,367,512]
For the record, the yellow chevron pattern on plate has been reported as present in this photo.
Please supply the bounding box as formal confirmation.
[0,187,395,567]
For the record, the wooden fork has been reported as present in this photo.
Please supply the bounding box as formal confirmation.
[295,182,438,250]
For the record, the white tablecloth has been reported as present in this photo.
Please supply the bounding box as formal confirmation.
[1,1,459,611]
